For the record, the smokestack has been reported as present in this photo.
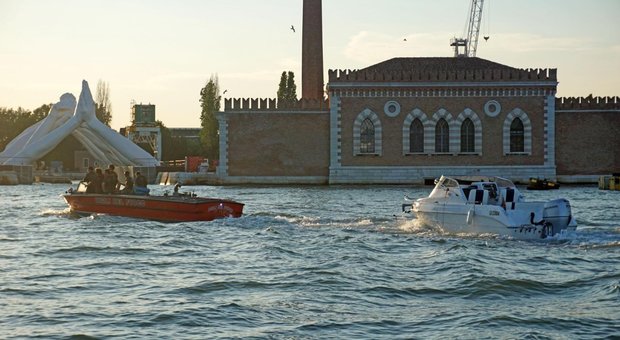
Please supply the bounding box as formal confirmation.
[302,0,324,100]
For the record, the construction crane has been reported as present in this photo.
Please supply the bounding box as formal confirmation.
[450,0,485,58]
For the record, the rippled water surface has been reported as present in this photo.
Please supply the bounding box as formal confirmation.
[1,183,619,339]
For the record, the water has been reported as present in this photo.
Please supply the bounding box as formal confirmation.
[1,183,619,339]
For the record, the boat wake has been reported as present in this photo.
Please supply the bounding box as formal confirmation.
[396,218,441,235]
[41,208,75,218]
[246,211,391,232]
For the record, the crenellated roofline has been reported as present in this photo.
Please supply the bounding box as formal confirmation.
[556,96,620,111]
[223,98,328,111]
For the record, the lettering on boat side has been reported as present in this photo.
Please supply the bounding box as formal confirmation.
[94,197,146,208]
[489,210,500,216]
[125,199,146,207]
[95,197,111,205]
[207,204,234,214]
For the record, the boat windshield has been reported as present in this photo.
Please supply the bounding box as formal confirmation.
[494,177,515,188]
[438,176,460,188]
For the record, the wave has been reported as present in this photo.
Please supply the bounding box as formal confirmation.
[171,280,295,295]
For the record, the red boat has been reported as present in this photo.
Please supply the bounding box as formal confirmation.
[63,184,244,222]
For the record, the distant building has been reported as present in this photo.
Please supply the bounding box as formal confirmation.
[213,0,619,184]
[124,103,162,161]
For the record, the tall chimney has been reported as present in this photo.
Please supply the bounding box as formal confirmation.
[302,0,324,100]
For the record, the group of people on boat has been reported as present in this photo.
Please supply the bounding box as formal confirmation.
[82,165,149,195]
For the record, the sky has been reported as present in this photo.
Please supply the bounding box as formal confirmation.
[1,0,619,131]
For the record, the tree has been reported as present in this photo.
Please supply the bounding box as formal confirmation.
[285,71,297,101]
[277,72,288,101]
[95,79,112,126]
[276,71,297,107]
[199,75,221,160]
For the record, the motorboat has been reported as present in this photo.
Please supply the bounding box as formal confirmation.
[63,182,244,222]
[403,175,577,239]
[527,177,560,190]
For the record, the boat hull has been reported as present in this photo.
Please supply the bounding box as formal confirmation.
[415,210,548,240]
[63,193,244,222]
[412,201,576,240]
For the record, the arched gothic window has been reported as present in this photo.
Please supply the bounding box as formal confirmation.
[510,118,524,152]
[360,118,375,153]
[409,119,424,153]
[460,118,475,153]
[435,118,449,153]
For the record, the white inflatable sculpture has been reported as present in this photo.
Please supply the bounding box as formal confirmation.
[0,80,159,167]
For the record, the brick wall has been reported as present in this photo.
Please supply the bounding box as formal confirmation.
[556,111,620,175]
[224,111,330,177]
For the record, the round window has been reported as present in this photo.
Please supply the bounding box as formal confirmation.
[484,100,501,117]
[384,100,401,117]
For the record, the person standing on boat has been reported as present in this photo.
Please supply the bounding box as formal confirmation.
[134,171,149,195]
[82,166,97,193]
[108,164,119,190]
[120,171,134,194]
[103,165,119,194]
[102,169,113,194]
[94,168,104,193]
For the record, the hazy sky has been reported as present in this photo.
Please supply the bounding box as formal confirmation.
[1,0,618,130]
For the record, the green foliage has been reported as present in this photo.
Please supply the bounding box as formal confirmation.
[276,71,297,107]
[285,71,297,101]
[277,72,287,101]
[0,104,51,152]
[199,75,221,160]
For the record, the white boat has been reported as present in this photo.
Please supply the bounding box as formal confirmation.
[403,175,577,239]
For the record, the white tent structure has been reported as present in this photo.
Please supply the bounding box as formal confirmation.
[0,80,159,167]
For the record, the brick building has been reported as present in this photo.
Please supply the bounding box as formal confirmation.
[327,57,558,184]
[214,0,618,185]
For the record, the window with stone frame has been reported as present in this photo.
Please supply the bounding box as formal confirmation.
[360,118,375,153]
[510,118,525,152]
[409,119,424,153]
[460,118,475,153]
[435,118,449,153]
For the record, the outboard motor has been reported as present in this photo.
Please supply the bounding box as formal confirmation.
[543,198,572,235]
